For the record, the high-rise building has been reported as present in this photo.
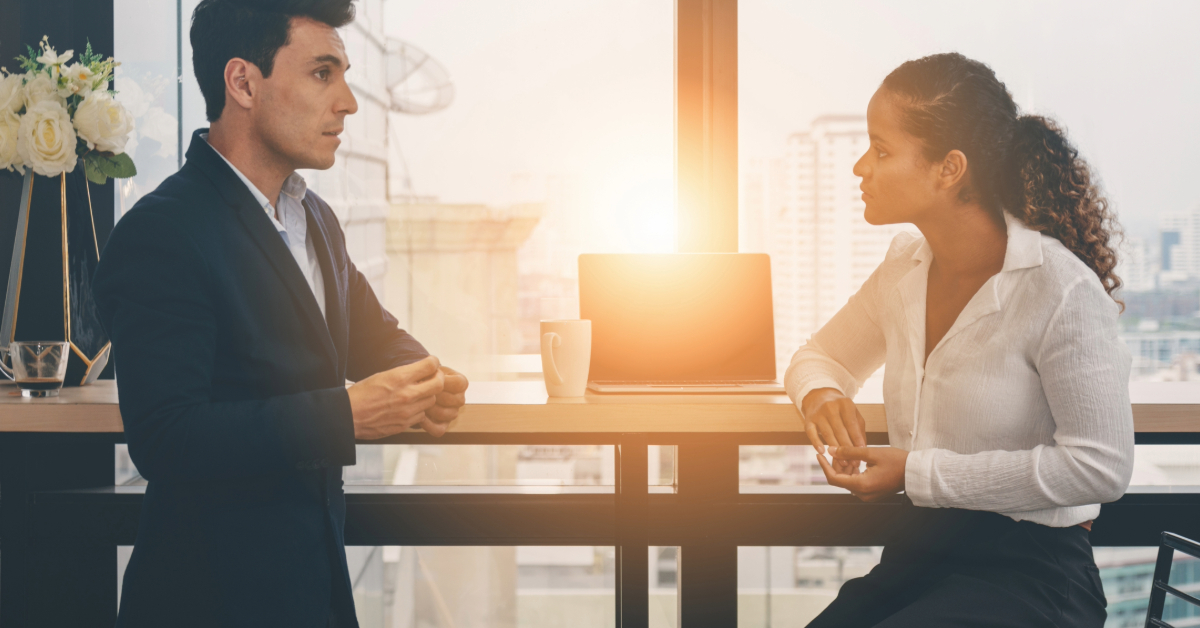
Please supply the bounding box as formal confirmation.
[746,116,914,376]
[1158,207,1200,284]
[1117,236,1157,292]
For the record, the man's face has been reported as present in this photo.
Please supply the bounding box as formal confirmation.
[253,17,357,171]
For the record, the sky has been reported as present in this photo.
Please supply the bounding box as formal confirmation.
[385,0,1200,246]
[739,0,1200,243]
[112,0,1199,247]
[383,0,677,254]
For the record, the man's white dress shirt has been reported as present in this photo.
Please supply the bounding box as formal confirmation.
[785,211,1134,528]
[203,135,326,321]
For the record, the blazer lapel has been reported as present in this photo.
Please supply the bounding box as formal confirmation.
[232,201,339,372]
[184,130,339,373]
[305,197,348,380]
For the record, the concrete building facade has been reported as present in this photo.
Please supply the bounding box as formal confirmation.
[746,116,913,377]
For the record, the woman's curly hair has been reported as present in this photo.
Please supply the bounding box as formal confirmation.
[881,53,1123,307]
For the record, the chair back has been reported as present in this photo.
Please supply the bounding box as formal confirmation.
[1145,532,1200,628]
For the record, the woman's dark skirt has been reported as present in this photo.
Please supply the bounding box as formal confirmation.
[807,500,1108,628]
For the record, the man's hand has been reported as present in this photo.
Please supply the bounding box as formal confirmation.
[347,356,445,440]
[801,388,867,475]
[419,366,469,437]
[816,446,909,502]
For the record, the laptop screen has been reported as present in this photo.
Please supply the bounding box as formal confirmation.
[578,253,776,382]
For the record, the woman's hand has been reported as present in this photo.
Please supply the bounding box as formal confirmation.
[816,446,909,502]
[800,388,867,475]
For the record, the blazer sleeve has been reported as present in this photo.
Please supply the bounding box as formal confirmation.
[93,209,357,484]
[343,256,429,383]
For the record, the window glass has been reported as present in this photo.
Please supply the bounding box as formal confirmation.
[112,0,673,466]
[111,1,673,624]
[739,0,1200,387]
[738,546,883,626]
[120,545,618,627]
[346,444,616,488]
[384,0,674,378]
[651,546,679,627]
[741,546,1200,627]
[740,445,1200,490]
[113,0,181,216]
[1089,547,1200,628]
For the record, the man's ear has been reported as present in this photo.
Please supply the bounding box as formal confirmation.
[223,58,259,112]
[938,149,969,191]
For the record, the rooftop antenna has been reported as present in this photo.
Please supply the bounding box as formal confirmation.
[383,39,455,329]
[385,38,454,201]
[385,38,455,115]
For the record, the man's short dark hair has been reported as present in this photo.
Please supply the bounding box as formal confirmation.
[191,0,356,122]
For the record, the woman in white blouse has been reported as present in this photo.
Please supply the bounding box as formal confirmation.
[789,53,1133,628]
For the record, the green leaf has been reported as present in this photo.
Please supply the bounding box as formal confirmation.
[83,157,108,185]
[81,41,99,66]
[17,46,40,73]
[93,152,137,179]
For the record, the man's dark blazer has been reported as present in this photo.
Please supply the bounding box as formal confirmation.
[92,129,428,628]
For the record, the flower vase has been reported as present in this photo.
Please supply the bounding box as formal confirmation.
[1,165,110,385]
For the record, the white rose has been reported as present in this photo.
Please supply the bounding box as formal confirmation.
[73,91,134,154]
[0,73,23,113]
[58,63,95,99]
[22,74,65,109]
[0,110,23,173]
[16,100,78,176]
[35,46,73,67]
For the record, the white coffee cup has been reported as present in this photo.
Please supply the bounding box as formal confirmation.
[540,320,591,397]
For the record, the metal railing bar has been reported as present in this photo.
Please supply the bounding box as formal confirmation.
[1165,532,1200,557]
[1155,580,1200,609]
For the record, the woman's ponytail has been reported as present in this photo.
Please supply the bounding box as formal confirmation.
[1001,115,1123,302]
[882,54,1123,306]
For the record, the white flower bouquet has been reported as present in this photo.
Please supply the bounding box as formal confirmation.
[0,36,137,184]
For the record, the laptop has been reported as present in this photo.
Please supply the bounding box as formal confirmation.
[579,253,784,394]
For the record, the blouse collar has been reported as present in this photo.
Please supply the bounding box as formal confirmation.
[911,210,1044,273]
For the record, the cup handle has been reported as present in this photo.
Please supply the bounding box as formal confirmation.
[541,332,564,386]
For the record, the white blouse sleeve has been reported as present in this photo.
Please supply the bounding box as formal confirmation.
[904,276,1135,514]
[784,237,900,414]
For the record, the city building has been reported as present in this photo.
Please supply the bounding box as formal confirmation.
[1117,235,1157,292]
[1114,207,1200,381]
[1121,328,1200,380]
[743,116,914,377]
[1159,208,1200,285]
[383,201,541,379]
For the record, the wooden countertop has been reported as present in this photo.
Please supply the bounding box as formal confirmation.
[1,379,1198,434]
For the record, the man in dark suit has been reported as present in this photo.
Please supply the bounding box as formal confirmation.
[91,1,466,626]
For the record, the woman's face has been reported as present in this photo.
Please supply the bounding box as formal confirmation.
[854,89,943,226]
